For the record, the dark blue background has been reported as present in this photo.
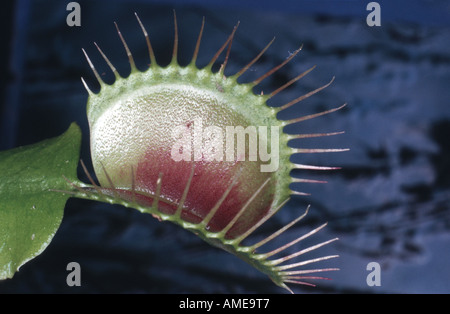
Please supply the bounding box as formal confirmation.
[1,0,449,293]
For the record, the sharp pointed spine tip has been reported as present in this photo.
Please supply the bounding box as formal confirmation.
[253,42,303,86]
[191,16,205,66]
[292,148,349,154]
[290,190,311,196]
[82,48,104,86]
[270,235,337,265]
[269,65,316,99]
[135,12,157,66]
[174,163,195,218]
[101,163,119,199]
[276,254,339,271]
[220,177,270,236]
[278,76,335,112]
[94,42,120,79]
[291,178,328,184]
[61,175,80,191]
[130,165,137,204]
[114,21,137,71]
[152,172,163,211]
[208,21,239,70]
[81,77,93,95]
[171,10,178,64]
[287,131,345,141]
[285,103,347,125]
[251,205,310,250]
[220,21,239,76]
[80,159,101,191]
[200,165,244,228]
[234,36,275,79]
[233,197,290,245]
[292,163,342,171]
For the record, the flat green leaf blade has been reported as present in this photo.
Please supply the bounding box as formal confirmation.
[0,123,81,279]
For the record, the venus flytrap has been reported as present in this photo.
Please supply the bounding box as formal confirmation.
[0,13,348,293]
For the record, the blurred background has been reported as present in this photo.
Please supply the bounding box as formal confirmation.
[0,0,449,293]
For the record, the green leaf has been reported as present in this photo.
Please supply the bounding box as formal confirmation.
[0,123,81,279]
